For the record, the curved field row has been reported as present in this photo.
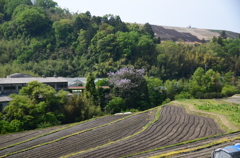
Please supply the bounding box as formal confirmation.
[0,114,129,156]
[172,140,240,158]
[4,109,156,158]
[75,105,224,158]
[0,123,72,148]
[129,131,240,158]
[172,101,239,131]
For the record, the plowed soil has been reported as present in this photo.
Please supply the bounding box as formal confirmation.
[1,109,155,158]
[74,105,224,158]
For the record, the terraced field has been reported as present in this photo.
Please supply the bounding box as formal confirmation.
[129,131,240,158]
[74,105,224,158]
[0,109,156,158]
[0,104,228,158]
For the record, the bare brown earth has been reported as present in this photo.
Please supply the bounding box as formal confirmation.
[1,109,155,158]
[151,24,240,42]
[0,102,229,158]
[132,131,240,158]
[72,105,224,158]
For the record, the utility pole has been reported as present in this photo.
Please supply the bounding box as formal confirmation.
[205,64,208,73]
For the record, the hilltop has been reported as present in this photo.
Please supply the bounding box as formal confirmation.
[151,24,240,42]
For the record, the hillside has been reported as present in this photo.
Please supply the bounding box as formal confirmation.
[1,99,239,158]
[151,24,240,42]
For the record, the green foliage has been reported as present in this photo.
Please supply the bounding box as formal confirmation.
[105,97,125,113]
[95,78,109,86]
[221,85,238,97]
[187,100,240,127]
[85,72,97,100]
[63,93,102,123]
[4,0,32,18]
[0,81,68,133]
[174,91,193,100]
[189,67,211,96]
[52,19,73,47]
[34,0,57,9]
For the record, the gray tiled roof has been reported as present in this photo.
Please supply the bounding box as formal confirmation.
[0,77,68,84]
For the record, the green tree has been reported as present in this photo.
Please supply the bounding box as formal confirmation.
[85,72,97,100]
[189,67,211,96]
[1,81,68,132]
[52,19,73,47]
[15,8,48,36]
[105,97,125,113]
[34,0,57,8]
[4,0,32,18]
[142,22,154,38]
[63,93,102,123]
[221,31,227,39]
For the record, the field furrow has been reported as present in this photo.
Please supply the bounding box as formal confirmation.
[129,131,240,158]
[5,109,155,158]
[0,115,128,156]
[76,105,224,158]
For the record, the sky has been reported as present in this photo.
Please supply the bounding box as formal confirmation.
[54,0,240,33]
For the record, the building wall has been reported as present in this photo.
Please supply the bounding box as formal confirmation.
[0,102,8,111]
[0,83,26,94]
[0,82,68,94]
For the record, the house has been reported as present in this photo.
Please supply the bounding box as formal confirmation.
[0,77,68,111]
[65,78,103,87]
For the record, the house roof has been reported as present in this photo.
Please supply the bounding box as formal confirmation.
[65,78,103,85]
[68,86,109,89]
[0,95,13,102]
[0,77,68,84]
[7,73,34,78]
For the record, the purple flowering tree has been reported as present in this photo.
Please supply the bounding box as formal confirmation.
[107,66,149,110]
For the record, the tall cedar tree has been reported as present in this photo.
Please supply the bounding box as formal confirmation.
[85,72,97,101]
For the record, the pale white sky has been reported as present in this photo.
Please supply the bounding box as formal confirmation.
[54,0,240,33]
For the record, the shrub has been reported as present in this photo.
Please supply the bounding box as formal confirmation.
[105,97,125,114]
[221,85,238,97]
[174,91,193,100]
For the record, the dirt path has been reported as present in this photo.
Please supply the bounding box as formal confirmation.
[172,101,239,131]
[224,94,240,104]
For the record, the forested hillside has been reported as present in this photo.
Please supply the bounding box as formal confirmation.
[0,0,239,79]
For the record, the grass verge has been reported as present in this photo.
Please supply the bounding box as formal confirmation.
[60,106,162,158]
[172,99,240,132]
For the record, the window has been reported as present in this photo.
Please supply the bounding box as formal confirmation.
[4,86,16,90]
